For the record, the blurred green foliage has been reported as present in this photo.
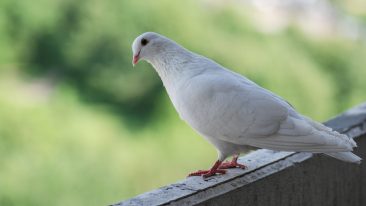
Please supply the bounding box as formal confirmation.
[0,0,366,205]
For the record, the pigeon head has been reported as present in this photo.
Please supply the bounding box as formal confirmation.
[131,32,179,66]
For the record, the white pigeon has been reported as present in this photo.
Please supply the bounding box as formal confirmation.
[131,32,361,178]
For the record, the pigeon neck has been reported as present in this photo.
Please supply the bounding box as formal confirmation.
[150,48,195,82]
[149,47,202,103]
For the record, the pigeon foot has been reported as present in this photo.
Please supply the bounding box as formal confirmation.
[188,169,226,178]
[187,160,226,178]
[219,161,246,169]
[219,155,246,169]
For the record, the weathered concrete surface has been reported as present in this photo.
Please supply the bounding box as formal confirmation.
[112,102,366,206]
[198,136,366,206]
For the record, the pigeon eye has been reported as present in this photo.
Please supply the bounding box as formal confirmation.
[141,38,149,46]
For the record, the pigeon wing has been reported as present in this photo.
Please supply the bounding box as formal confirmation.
[187,70,353,153]
[182,70,288,141]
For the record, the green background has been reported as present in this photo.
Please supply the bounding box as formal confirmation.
[0,0,365,205]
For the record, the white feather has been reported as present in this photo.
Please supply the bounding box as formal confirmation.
[325,152,362,163]
[132,32,361,163]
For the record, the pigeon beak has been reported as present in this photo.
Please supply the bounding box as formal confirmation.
[132,51,141,67]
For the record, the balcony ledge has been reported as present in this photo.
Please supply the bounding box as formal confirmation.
[112,102,366,206]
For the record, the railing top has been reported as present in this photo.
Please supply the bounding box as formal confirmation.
[112,102,366,206]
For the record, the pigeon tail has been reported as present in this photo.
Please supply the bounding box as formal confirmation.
[303,116,357,149]
[304,116,361,163]
[324,152,362,164]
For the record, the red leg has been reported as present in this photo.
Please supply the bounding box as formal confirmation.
[219,155,246,169]
[188,160,226,178]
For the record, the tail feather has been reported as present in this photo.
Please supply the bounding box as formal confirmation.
[304,116,357,148]
[325,152,362,164]
[302,116,361,164]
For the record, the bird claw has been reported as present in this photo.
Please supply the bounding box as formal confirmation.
[219,161,246,169]
[188,169,226,178]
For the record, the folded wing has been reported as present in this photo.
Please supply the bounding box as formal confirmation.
[200,70,356,153]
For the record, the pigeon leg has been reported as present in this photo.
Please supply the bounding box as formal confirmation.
[188,160,226,178]
[219,154,246,169]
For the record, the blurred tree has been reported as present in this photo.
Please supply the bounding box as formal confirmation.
[18,1,164,128]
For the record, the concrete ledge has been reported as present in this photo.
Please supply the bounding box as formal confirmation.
[112,102,366,206]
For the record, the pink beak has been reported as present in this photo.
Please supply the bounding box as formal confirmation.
[132,51,140,66]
